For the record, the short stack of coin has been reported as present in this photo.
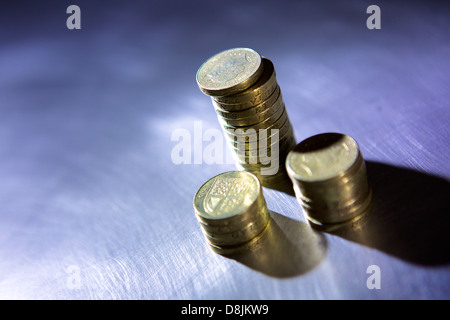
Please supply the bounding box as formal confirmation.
[193,171,271,254]
[286,133,374,232]
[196,48,296,187]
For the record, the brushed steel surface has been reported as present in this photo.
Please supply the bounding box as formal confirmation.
[0,0,449,299]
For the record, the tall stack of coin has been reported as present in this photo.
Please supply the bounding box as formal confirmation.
[286,133,374,232]
[193,171,271,254]
[196,48,296,186]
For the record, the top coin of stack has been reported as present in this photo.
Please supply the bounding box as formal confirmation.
[196,48,296,187]
[286,133,374,232]
[193,171,271,254]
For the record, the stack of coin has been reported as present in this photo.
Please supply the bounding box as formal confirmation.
[286,133,374,232]
[193,171,271,254]
[196,48,296,187]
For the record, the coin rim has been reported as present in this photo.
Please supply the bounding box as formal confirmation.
[193,171,262,220]
[196,48,264,96]
[286,133,361,183]
[211,58,276,105]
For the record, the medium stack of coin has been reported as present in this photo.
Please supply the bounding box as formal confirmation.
[196,48,296,186]
[193,171,271,254]
[286,133,374,232]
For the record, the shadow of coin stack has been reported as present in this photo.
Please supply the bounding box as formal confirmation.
[196,48,296,187]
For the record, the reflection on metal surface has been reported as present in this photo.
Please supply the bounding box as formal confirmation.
[221,211,327,278]
[331,161,450,266]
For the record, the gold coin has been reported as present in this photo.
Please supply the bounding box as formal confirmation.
[286,133,360,182]
[212,58,277,107]
[196,48,296,191]
[225,116,294,150]
[228,126,295,153]
[202,206,270,245]
[194,171,261,220]
[231,134,296,164]
[207,218,272,255]
[302,188,374,232]
[196,191,268,230]
[213,86,281,119]
[193,171,271,249]
[221,104,287,134]
[286,133,373,227]
[221,111,292,157]
[196,48,264,97]
[217,91,284,127]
